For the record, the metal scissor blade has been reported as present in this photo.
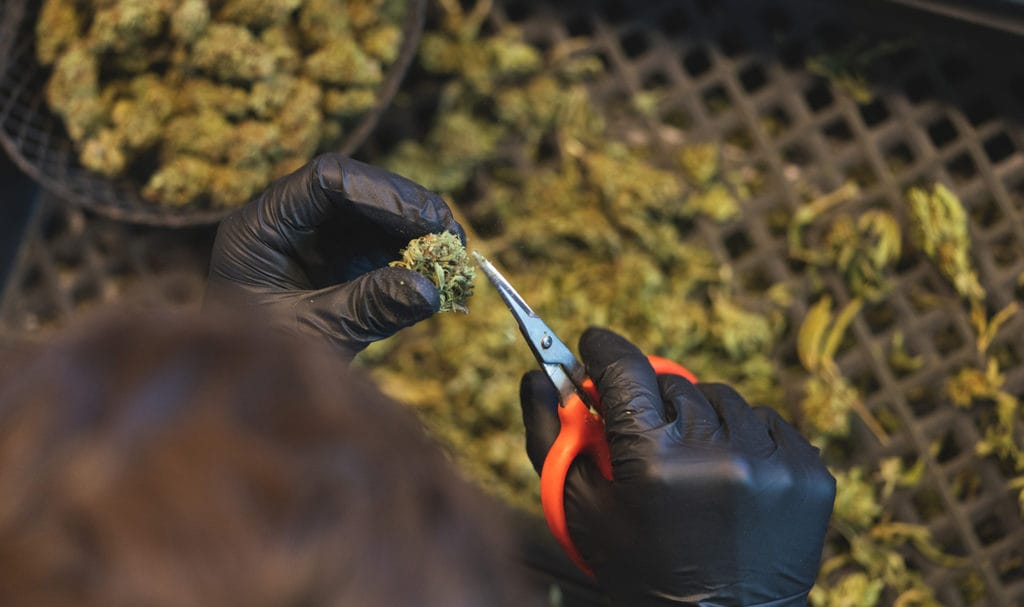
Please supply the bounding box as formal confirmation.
[472,252,589,404]
[472,251,538,319]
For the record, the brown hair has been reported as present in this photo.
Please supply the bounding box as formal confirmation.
[0,309,531,606]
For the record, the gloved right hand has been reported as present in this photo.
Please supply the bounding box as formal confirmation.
[520,327,836,606]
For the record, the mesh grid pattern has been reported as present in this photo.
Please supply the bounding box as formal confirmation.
[0,194,213,342]
[2,0,1024,604]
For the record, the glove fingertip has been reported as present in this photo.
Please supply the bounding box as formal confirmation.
[383,267,442,318]
[333,267,440,336]
[753,406,803,446]
[519,370,561,475]
[753,406,831,469]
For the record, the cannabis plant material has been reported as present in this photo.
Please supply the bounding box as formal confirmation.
[675,143,760,223]
[797,296,888,445]
[906,183,985,301]
[809,571,883,607]
[353,2,1017,602]
[679,143,720,186]
[970,300,1019,355]
[822,211,902,301]
[812,462,958,607]
[806,37,911,104]
[789,183,901,301]
[946,301,1024,472]
[390,232,475,314]
[709,292,781,360]
[36,0,403,208]
[888,331,923,374]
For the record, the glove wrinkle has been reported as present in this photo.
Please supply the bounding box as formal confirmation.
[597,369,666,436]
[701,383,776,459]
[644,589,809,607]
[211,220,302,291]
[266,168,332,277]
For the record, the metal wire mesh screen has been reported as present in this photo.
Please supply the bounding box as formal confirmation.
[1,0,1023,605]
[0,195,214,341]
[0,0,426,227]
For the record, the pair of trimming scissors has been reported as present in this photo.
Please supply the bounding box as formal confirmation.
[472,252,697,577]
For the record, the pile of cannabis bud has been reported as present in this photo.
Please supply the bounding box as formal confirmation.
[36,0,403,208]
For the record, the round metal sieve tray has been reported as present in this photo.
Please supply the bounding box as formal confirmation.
[0,0,427,228]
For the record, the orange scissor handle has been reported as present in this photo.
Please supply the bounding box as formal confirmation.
[540,356,697,577]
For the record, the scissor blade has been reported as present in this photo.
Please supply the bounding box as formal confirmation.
[472,251,538,320]
[472,252,589,402]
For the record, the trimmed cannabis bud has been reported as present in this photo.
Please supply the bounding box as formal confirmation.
[390,232,475,313]
[36,0,403,208]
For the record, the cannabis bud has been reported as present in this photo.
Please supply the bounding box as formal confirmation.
[390,231,475,313]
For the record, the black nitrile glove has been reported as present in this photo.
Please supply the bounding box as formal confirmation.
[520,328,836,607]
[207,154,466,359]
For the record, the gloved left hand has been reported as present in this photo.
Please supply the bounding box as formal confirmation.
[206,154,466,359]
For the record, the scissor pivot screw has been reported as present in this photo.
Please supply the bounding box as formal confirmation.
[541,335,553,349]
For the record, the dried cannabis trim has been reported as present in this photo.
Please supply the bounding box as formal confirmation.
[945,301,1023,471]
[806,37,910,105]
[797,296,888,445]
[390,232,475,314]
[789,183,902,301]
[36,0,403,208]
[676,143,759,223]
[906,183,984,301]
[813,462,958,607]
[355,2,1018,602]
[823,211,902,301]
[888,331,923,374]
